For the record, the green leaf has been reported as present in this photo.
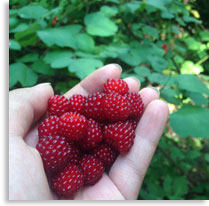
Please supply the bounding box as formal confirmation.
[177,74,209,95]
[75,33,95,53]
[161,88,180,105]
[148,56,168,72]
[118,48,143,66]
[134,66,151,77]
[15,23,41,46]
[143,25,159,39]
[183,37,202,51]
[186,92,209,106]
[10,23,29,33]
[84,12,118,37]
[120,2,142,13]
[204,154,209,163]
[180,61,203,74]
[183,16,201,24]
[43,50,74,68]
[18,53,39,63]
[9,63,38,88]
[68,58,103,79]
[18,5,48,19]
[170,105,209,139]
[146,0,167,11]
[31,60,55,76]
[100,5,118,16]
[9,17,19,29]
[37,25,82,48]
[9,40,21,50]
[148,73,177,86]
[200,31,209,41]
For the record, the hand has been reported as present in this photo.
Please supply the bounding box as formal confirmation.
[9,64,169,200]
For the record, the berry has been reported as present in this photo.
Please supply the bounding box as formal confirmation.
[128,119,138,130]
[59,112,88,141]
[79,119,103,151]
[79,155,104,185]
[92,143,117,169]
[52,164,83,198]
[124,92,144,119]
[67,142,82,165]
[69,94,85,114]
[83,92,106,122]
[36,136,75,173]
[104,79,129,95]
[48,95,69,117]
[104,93,131,121]
[103,121,135,153]
[38,116,59,140]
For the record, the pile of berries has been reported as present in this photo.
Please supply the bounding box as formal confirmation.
[36,79,144,198]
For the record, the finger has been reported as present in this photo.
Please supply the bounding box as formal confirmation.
[64,64,122,98]
[9,83,54,137]
[123,77,140,92]
[109,100,169,200]
[74,174,124,200]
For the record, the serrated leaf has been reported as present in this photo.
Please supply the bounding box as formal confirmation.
[37,25,82,48]
[18,5,48,19]
[143,25,159,39]
[100,5,118,16]
[75,33,95,53]
[133,66,151,77]
[148,56,168,72]
[68,58,103,79]
[84,12,118,37]
[18,53,39,63]
[161,88,180,105]
[10,23,29,33]
[9,63,38,88]
[15,23,41,46]
[9,40,21,50]
[177,74,209,95]
[31,60,55,76]
[186,92,209,106]
[170,105,209,139]
[200,31,209,41]
[43,50,73,68]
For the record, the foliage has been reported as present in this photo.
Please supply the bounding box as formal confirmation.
[9,0,209,200]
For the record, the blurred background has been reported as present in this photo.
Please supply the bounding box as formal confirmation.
[9,0,209,200]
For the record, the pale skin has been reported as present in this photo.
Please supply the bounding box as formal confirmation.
[9,64,169,200]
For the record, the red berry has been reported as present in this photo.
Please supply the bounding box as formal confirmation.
[59,112,88,141]
[48,95,69,117]
[52,164,83,198]
[124,92,144,119]
[83,92,106,122]
[128,119,138,130]
[92,143,117,169]
[79,119,103,151]
[104,93,131,121]
[79,154,104,185]
[103,121,135,153]
[104,79,129,95]
[38,116,59,140]
[67,142,82,165]
[69,94,85,114]
[36,136,75,173]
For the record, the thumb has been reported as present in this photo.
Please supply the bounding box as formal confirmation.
[9,83,54,137]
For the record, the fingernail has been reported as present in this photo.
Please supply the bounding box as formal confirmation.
[112,64,122,72]
[149,86,160,95]
[129,76,140,85]
[35,82,51,87]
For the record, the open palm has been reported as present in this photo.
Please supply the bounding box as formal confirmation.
[9,64,168,200]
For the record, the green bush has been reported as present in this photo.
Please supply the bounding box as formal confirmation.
[9,0,209,200]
